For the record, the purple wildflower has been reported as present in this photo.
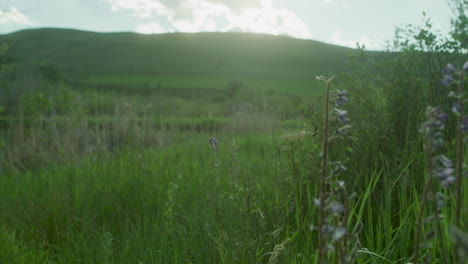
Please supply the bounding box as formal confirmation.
[435,167,454,185]
[327,201,345,214]
[339,116,350,125]
[314,198,321,208]
[438,155,453,168]
[443,63,457,75]
[421,107,448,152]
[440,75,453,87]
[463,61,468,72]
[462,117,468,133]
[338,90,348,96]
[431,134,445,150]
[209,136,219,152]
[335,90,349,107]
[435,192,447,211]
[438,111,449,123]
[429,107,448,129]
[434,155,455,188]
[332,227,347,242]
[452,103,461,115]
[441,176,455,188]
[334,109,349,125]
[335,109,347,117]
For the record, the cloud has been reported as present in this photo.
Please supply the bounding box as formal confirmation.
[102,0,312,39]
[101,0,170,18]
[0,7,33,26]
[222,0,312,39]
[167,0,230,32]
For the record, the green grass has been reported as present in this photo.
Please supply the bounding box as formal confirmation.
[84,74,322,95]
[0,134,316,263]
[73,74,322,120]
[0,25,467,264]
[2,129,462,263]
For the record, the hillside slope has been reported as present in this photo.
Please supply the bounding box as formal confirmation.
[0,28,378,80]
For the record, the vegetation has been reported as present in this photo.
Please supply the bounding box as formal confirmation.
[0,1,467,263]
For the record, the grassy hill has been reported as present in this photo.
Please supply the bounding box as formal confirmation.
[0,28,379,80]
[0,28,391,126]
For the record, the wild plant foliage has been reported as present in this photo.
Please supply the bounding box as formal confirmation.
[315,76,359,264]
[0,1,467,263]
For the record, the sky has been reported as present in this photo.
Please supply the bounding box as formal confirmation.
[0,0,455,50]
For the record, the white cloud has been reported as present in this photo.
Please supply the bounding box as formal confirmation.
[222,0,312,39]
[323,0,333,3]
[101,0,170,18]
[103,0,312,39]
[167,0,229,32]
[0,7,32,26]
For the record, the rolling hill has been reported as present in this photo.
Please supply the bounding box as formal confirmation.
[0,28,382,80]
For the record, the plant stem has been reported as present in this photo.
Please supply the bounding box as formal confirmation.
[318,78,332,264]
[431,191,450,264]
[455,70,464,226]
[413,139,433,264]
[342,186,350,262]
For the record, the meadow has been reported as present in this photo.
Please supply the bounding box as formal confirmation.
[0,4,467,263]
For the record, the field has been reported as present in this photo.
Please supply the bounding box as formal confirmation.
[0,15,467,264]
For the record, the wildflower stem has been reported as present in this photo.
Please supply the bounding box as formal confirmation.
[318,78,332,264]
[334,214,343,264]
[413,138,433,264]
[430,190,450,264]
[342,186,350,257]
[455,70,464,226]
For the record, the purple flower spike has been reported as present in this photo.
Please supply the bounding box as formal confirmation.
[438,112,448,123]
[339,116,350,125]
[314,198,321,208]
[209,136,219,152]
[335,97,349,107]
[452,103,461,115]
[335,90,349,107]
[464,61,468,72]
[441,176,456,188]
[338,90,348,96]
[444,63,457,75]
[440,75,453,87]
[335,109,347,117]
[334,109,349,125]
[462,118,468,133]
[436,167,454,181]
[439,155,453,168]
[432,136,445,150]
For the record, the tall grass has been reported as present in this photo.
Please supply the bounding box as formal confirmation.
[0,2,467,263]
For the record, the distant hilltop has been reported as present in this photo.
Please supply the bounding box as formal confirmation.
[0,28,385,79]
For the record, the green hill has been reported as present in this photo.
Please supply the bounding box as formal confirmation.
[0,28,380,80]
